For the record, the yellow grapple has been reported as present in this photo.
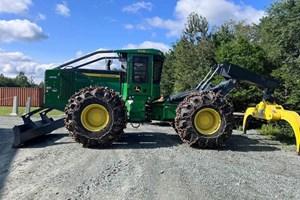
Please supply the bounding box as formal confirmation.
[243,101,300,154]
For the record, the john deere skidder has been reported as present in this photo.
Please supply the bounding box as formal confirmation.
[13,49,300,154]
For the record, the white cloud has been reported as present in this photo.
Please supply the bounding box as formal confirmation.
[174,0,265,24]
[0,19,47,42]
[146,17,182,37]
[151,32,157,38]
[124,22,152,31]
[0,0,32,15]
[145,0,265,37]
[38,13,46,21]
[124,41,170,53]
[76,50,84,58]
[55,1,70,17]
[123,1,152,13]
[124,24,134,30]
[0,49,57,83]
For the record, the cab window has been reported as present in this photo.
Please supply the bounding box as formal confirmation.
[132,56,148,83]
[153,55,163,84]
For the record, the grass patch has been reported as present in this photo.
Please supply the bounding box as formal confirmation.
[0,106,64,117]
[258,122,295,144]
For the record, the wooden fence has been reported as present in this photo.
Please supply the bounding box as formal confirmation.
[0,87,44,107]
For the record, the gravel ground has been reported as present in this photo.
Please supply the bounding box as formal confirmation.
[0,116,300,200]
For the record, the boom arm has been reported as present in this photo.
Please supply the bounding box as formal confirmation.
[198,62,278,99]
[168,62,277,102]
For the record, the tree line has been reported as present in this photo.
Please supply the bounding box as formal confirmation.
[0,72,43,88]
[161,0,300,112]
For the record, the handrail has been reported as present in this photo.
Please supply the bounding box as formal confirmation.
[56,50,117,69]
[73,56,120,69]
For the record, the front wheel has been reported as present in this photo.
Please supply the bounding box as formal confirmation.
[64,86,127,147]
[175,91,234,148]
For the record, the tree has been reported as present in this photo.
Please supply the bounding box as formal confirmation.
[183,12,209,44]
[0,74,16,87]
[161,50,176,96]
[38,81,45,89]
[15,72,31,87]
[214,20,270,72]
[172,13,215,93]
[0,72,37,87]
[259,0,300,110]
[213,21,271,111]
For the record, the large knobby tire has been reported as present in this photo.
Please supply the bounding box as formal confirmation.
[64,86,127,147]
[175,91,234,148]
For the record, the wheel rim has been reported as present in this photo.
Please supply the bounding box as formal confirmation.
[81,104,109,132]
[193,108,221,135]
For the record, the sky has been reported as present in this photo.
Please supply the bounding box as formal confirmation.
[0,0,275,83]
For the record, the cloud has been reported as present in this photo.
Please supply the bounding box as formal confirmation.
[145,0,265,37]
[174,0,265,24]
[0,0,32,15]
[124,41,170,53]
[146,17,182,37]
[124,24,134,30]
[0,19,48,42]
[55,1,70,17]
[37,13,46,21]
[76,50,84,58]
[123,21,153,31]
[0,49,57,83]
[123,1,152,13]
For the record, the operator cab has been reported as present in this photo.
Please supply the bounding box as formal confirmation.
[116,49,164,122]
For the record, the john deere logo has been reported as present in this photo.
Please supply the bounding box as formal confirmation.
[134,86,141,93]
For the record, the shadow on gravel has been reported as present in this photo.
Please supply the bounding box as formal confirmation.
[0,128,18,195]
[220,134,280,152]
[110,132,182,149]
[20,133,72,148]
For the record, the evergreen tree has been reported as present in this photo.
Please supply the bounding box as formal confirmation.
[173,13,215,93]
[0,74,16,87]
[259,0,300,110]
[15,72,31,87]
[213,21,271,111]
[161,50,176,96]
[0,72,37,87]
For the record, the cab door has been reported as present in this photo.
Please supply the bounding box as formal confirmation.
[122,54,152,122]
[128,55,152,97]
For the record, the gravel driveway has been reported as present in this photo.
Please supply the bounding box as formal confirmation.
[0,116,300,200]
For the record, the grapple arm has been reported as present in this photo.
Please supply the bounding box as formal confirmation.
[243,101,300,154]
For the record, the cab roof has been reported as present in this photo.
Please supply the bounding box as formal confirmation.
[115,48,164,57]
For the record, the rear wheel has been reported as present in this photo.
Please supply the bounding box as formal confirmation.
[64,86,127,147]
[175,91,234,148]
